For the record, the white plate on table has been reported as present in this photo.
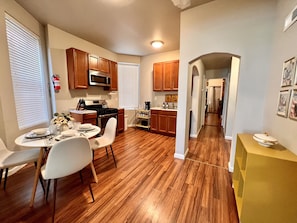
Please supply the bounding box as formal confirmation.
[25,128,51,139]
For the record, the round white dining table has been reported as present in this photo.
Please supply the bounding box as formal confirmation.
[14,125,101,207]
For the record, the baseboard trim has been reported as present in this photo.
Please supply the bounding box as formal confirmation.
[225,136,232,140]
[190,133,198,138]
[228,162,234,172]
[174,148,189,160]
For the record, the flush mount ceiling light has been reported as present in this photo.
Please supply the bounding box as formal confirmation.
[171,0,191,9]
[151,40,164,48]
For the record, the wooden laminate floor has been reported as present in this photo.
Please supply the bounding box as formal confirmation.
[0,123,238,223]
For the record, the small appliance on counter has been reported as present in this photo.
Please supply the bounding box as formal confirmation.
[144,101,151,110]
[76,98,86,110]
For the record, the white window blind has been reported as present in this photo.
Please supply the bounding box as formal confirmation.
[5,14,49,130]
[118,63,139,109]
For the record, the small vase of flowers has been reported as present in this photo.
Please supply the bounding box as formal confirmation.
[51,113,74,132]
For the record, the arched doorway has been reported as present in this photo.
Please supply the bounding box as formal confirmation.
[188,52,240,139]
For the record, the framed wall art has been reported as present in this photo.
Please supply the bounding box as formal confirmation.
[289,89,297,120]
[280,57,296,87]
[277,90,291,117]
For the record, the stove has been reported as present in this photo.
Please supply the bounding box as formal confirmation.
[81,99,118,130]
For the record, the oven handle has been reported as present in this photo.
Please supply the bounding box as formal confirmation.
[97,113,118,118]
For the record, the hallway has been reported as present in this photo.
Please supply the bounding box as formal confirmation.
[187,113,230,169]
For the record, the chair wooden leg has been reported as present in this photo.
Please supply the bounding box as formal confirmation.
[90,162,98,183]
[46,179,51,202]
[52,179,58,223]
[0,169,3,185]
[109,145,117,168]
[4,168,9,190]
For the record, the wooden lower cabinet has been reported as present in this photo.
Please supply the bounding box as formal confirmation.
[233,134,297,223]
[70,112,97,125]
[167,114,177,135]
[150,110,158,132]
[117,108,124,133]
[150,109,176,136]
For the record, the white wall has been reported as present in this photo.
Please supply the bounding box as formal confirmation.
[225,57,240,140]
[190,59,205,138]
[176,0,276,167]
[263,0,297,155]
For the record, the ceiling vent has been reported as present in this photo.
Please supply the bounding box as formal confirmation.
[284,5,297,31]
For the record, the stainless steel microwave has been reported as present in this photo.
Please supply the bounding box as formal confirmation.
[89,70,110,87]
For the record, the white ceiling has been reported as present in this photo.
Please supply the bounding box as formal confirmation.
[16,0,213,56]
[15,0,232,70]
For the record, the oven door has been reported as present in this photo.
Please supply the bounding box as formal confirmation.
[97,113,118,133]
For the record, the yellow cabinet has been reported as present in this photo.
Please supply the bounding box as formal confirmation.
[233,134,297,223]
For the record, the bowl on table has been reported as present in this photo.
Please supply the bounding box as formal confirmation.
[61,130,77,137]
[32,128,48,135]
[78,124,93,131]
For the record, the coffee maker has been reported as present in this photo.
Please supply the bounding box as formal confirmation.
[144,101,151,110]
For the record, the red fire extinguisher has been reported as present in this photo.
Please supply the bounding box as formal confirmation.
[52,75,61,91]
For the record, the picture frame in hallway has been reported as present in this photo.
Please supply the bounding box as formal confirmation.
[277,90,291,117]
[289,89,297,120]
[280,57,296,87]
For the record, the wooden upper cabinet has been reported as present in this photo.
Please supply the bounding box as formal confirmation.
[98,57,110,74]
[89,54,99,70]
[66,48,88,89]
[88,54,110,74]
[109,61,118,91]
[171,60,179,90]
[153,62,163,91]
[153,60,179,91]
[163,62,172,91]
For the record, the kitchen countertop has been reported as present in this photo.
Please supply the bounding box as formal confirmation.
[150,107,178,111]
[69,109,97,114]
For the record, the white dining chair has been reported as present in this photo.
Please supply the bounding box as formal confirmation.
[0,138,43,191]
[89,117,117,168]
[41,136,95,223]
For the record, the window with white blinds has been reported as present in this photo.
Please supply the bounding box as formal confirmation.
[118,63,139,109]
[5,14,49,130]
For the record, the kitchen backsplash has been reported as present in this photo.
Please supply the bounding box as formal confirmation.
[165,94,178,103]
